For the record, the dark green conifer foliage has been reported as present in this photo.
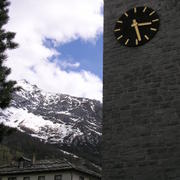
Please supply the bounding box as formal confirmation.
[0,0,19,143]
[0,0,18,109]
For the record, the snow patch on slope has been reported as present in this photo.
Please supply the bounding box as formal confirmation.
[0,80,102,153]
[0,107,82,142]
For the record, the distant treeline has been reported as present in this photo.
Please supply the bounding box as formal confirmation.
[0,126,101,166]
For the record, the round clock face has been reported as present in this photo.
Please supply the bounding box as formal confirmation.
[114,6,160,47]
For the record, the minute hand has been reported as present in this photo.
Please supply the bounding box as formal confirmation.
[138,22,152,26]
[134,25,141,41]
[132,19,142,41]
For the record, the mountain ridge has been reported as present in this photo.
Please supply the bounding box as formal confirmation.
[0,80,102,163]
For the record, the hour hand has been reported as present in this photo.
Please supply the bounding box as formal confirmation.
[138,22,152,26]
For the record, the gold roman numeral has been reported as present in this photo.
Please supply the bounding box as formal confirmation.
[117,20,123,24]
[124,12,128,17]
[125,39,129,45]
[134,7,137,13]
[152,19,159,22]
[143,7,147,12]
[150,28,157,31]
[117,35,123,40]
[114,29,121,32]
[144,35,149,40]
[149,11,155,16]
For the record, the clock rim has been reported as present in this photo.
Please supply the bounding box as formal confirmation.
[114,6,160,47]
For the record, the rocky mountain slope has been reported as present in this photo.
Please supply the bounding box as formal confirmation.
[0,80,102,162]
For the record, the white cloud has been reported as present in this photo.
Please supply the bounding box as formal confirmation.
[59,61,80,69]
[5,0,103,101]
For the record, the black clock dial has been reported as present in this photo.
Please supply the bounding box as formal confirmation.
[114,6,160,47]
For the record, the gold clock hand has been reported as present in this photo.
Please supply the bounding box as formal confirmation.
[131,19,141,41]
[138,22,152,26]
[135,25,142,41]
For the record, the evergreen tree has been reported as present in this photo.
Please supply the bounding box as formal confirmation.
[0,0,18,142]
[0,124,15,143]
[0,0,18,109]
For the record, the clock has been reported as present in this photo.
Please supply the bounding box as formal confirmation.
[114,6,160,47]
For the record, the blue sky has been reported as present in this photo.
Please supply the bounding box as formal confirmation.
[44,35,103,79]
[7,0,103,101]
[57,36,103,79]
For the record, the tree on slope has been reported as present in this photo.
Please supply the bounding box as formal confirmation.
[0,0,18,143]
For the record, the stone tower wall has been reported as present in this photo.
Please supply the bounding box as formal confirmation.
[103,1,180,179]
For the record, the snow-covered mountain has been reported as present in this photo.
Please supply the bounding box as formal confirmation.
[0,80,102,159]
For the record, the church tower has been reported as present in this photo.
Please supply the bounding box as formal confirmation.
[103,0,180,179]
